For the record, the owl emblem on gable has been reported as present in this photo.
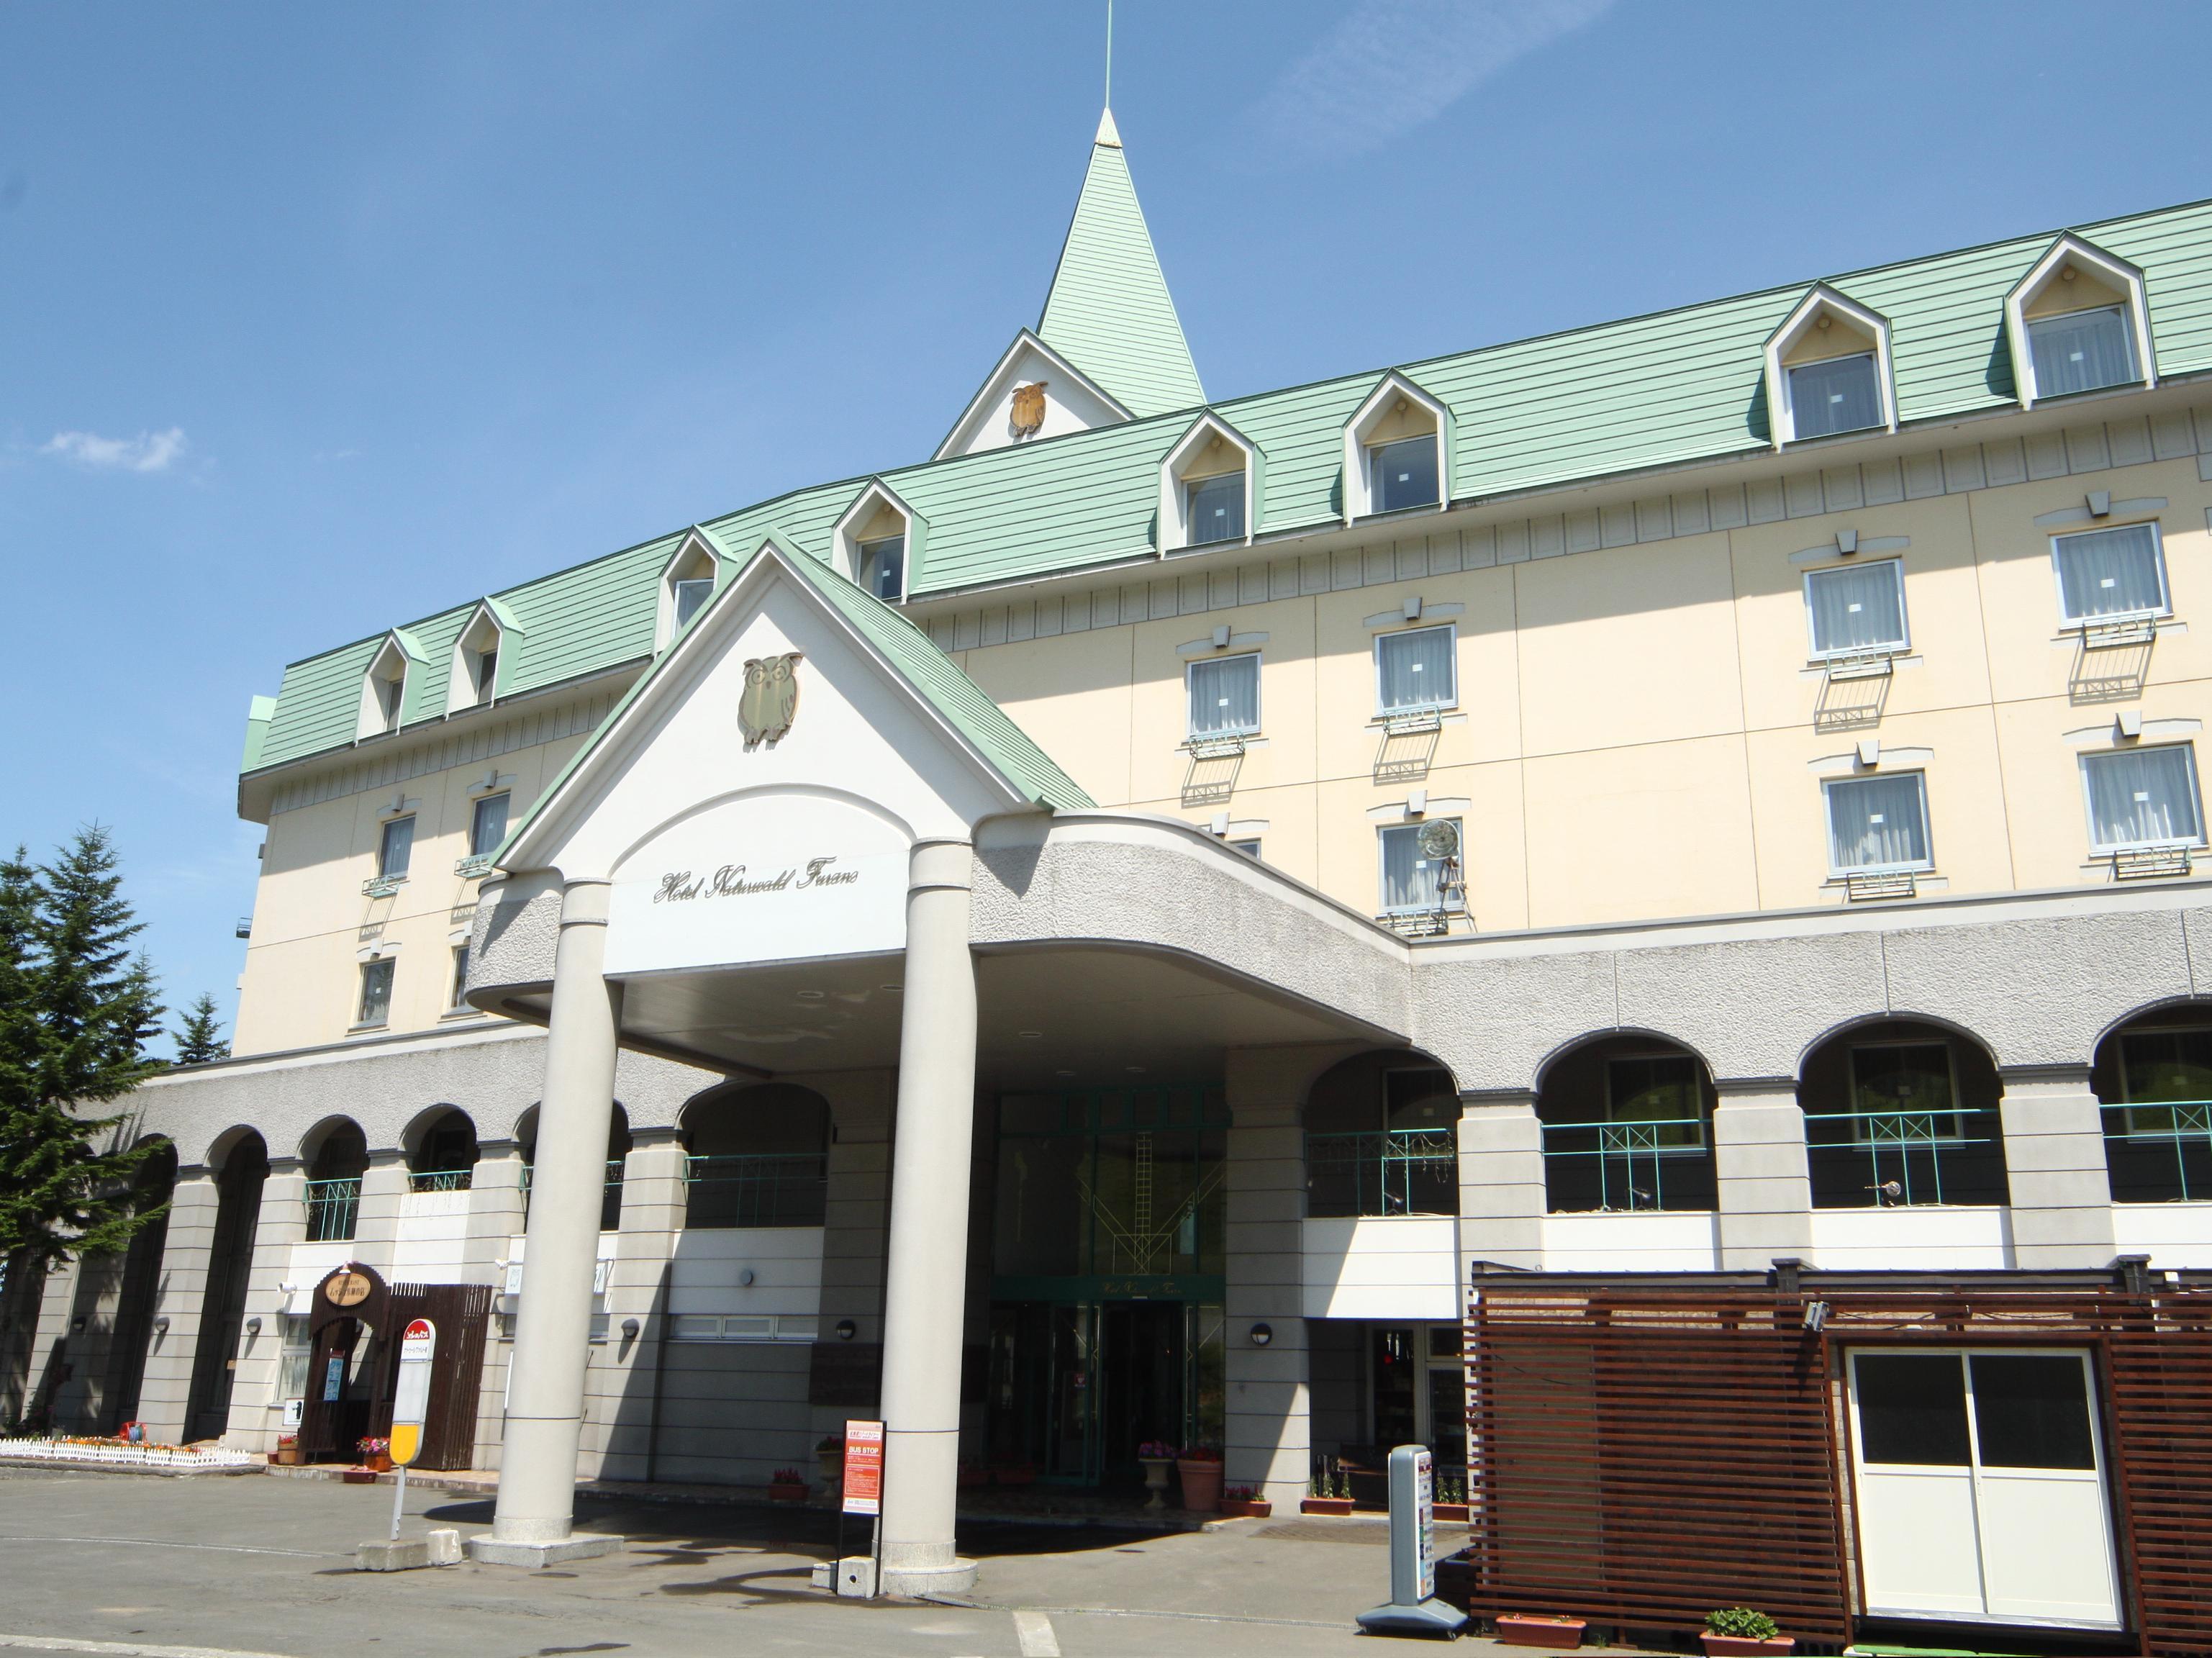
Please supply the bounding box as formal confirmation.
[738,652,802,748]
[1010,380,1048,440]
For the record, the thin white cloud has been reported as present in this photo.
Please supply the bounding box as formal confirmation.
[41,426,189,473]
[1248,0,1613,162]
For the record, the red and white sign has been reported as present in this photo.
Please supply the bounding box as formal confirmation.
[389,1318,435,1468]
[840,1418,884,1517]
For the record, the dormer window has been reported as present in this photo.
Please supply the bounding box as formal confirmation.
[447,603,508,714]
[656,529,722,650]
[2005,233,2152,408]
[1159,413,1259,552]
[832,481,924,604]
[1764,286,1895,447]
[858,535,905,602]
[356,633,416,740]
[1343,372,1449,522]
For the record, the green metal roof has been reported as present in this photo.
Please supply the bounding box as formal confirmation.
[247,194,2212,780]
[1037,111,1205,420]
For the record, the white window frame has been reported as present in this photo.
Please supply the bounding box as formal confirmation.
[1373,622,1459,717]
[2049,521,2171,628]
[1376,818,1464,916]
[654,529,722,651]
[1367,435,1441,517]
[2004,232,2154,409]
[830,480,921,604]
[1762,284,1897,448]
[1823,771,1935,877]
[1184,651,1261,740]
[1158,412,1259,552]
[445,603,507,714]
[469,792,509,859]
[2080,742,2206,855]
[857,533,906,602]
[376,815,415,882]
[1804,558,1910,660]
[1341,372,1449,522]
[356,634,414,740]
[447,944,472,1015]
[355,958,395,1030]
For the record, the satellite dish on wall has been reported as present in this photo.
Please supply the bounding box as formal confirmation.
[1416,820,1460,861]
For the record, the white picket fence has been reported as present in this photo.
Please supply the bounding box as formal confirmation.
[0,1436,260,1471]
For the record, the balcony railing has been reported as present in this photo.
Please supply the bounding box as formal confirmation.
[1805,1108,2003,1208]
[1305,1128,1457,1218]
[1539,1118,1710,1213]
[684,1152,828,1229]
[521,1161,625,1232]
[303,1177,361,1242]
[2103,1100,2212,1202]
[407,1168,473,1194]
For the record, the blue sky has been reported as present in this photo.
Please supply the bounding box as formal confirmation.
[5,1,2211,1053]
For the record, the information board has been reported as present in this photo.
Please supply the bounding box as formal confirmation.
[841,1418,884,1517]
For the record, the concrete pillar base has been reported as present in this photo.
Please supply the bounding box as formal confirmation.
[464,1531,626,1568]
[357,1529,463,1571]
[879,1557,979,1597]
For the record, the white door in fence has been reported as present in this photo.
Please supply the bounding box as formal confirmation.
[1846,1348,2121,1630]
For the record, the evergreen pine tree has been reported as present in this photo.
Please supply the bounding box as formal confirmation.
[0,827,168,1277]
[173,993,230,1066]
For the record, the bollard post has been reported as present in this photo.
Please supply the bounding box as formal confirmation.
[1356,1444,1467,1637]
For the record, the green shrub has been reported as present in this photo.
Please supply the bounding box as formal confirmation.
[1705,1608,1779,1640]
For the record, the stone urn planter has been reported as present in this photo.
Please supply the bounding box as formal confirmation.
[1176,1454,1223,1513]
[1137,1456,1174,1511]
[1495,1613,1587,1649]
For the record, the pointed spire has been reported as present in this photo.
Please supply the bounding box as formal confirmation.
[1036,112,1202,419]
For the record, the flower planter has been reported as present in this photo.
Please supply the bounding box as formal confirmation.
[1433,1501,1470,1523]
[816,1452,843,1492]
[769,1483,807,1503]
[367,1453,393,1474]
[1216,1498,1272,1518]
[1176,1457,1223,1513]
[1138,1456,1174,1512]
[1495,1613,1587,1649]
[1300,1495,1354,1516]
[1700,1638,1793,1655]
[341,1469,380,1485]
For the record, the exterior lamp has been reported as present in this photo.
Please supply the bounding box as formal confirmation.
[620,1318,641,1340]
[153,1315,169,1336]
[1249,1323,1273,1347]
[835,1319,857,1341]
[245,1316,262,1337]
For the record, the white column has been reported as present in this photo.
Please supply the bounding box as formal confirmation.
[227,1157,307,1450]
[132,1168,222,1444]
[876,838,979,1596]
[1998,1065,2118,1269]
[478,878,625,1564]
[596,1127,688,1481]
[1457,1093,1544,1272]
[1713,1084,1814,1270]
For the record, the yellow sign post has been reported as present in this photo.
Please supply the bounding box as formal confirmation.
[388,1318,435,1541]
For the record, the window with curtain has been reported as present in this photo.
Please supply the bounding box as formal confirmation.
[1788,352,1882,439]
[2082,744,2203,851]
[1375,624,1456,712]
[1187,653,1261,738]
[1825,772,1932,874]
[1378,820,1460,912]
[377,815,414,879]
[2028,304,2137,398]
[2052,523,2167,623]
[858,535,904,602]
[1369,435,1438,512]
[673,575,712,629]
[356,959,395,1027]
[1185,471,1245,545]
[1806,559,1908,657]
[470,792,509,857]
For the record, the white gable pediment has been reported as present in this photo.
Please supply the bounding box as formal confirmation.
[935,330,1133,459]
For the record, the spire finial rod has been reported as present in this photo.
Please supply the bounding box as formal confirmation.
[1104,0,1113,111]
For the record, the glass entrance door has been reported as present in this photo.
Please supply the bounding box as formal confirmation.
[987,1298,1225,1485]
[1846,1348,2121,1629]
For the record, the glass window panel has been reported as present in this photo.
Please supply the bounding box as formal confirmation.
[449,946,470,1010]
[1376,624,1456,712]
[992,1136,1089,1276]
[858,535,904,601]
[1826,774,1931,872]
[475,649,497,702]
[2029,304,2137,398]
[1855,1352,1970,1466]
[470,792,509,858]
[1186,472,1244,545]
[673,576,712,629]
[1806,560,1907,656]
[1370,435,1438,512]
[1606,1055,1704,1149]
[2120,1028,2212,1104]
[1426,1364,1469,1471]
[1788,352,1882,439]
[1227,838,1261,859]
[1187,653,1260,737]
[2083,745,2203,851]
[378,816,414,879]
[2054,523,2166,622]
[1970,1354,2095,1470]
[1379,820,1459,912]
[1851,1043,1957,1128]
[356,959,394,1027]
[1372,1326,1419,1448]
[1384,1067,1456,1131]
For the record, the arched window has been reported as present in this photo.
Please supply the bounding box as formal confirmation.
[518,1104,630,1231]
[1800,1019,2008,1208]
[1305,1051,1457,1218]
[186,1131,268,1441]
[303,1118,368,1241]
[680,1084,830,1228]
[1536,1035,1716,1213]
[407,1108,479,1193]
[2092,1003,2212,1202]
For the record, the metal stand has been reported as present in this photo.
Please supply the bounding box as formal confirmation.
[389,1464,407,1542]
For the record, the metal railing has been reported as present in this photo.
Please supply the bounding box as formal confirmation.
[303,1177,361,1242]
[1305,1129,1457,1218]
[407,1168,473,1194]
[1804,1108,1995,1207]
[1539,1117,1709,1213]
[521,1161,625,1231]
[2103,1099,2212,1202]
[684,1152,828,1228]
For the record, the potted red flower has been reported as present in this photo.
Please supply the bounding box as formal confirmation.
[356,1436,391,1473]
[271,1435,302,1467]
[1175,1443,1223,1513]
[1700,1608,1793,1654]
[1215,1484,1272,1519]
[1495,1613,1587,1649]
[768,1467,807,1502]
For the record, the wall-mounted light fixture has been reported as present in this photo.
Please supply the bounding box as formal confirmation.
[738,1268,756,1287]
[153,1315,170,1336]
[620,1318,641,1340]
[244,1316,262,1338]
[1249,1323,1273,1347]
[835,1319,857,1342]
